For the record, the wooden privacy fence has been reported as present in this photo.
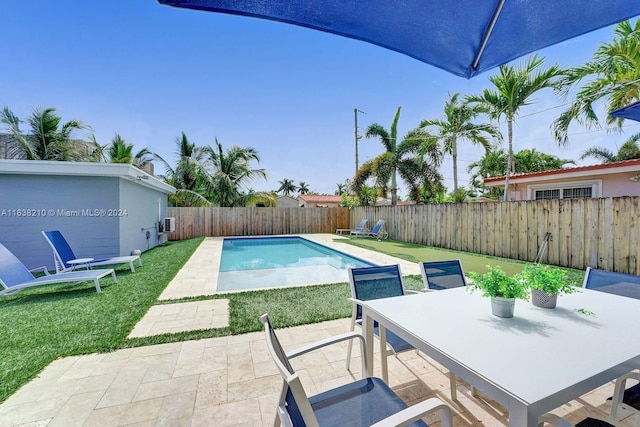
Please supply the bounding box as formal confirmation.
[351,197,640,275]
[166,207,349,240]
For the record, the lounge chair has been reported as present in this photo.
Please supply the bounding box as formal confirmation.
[349,218,370,237]
[0,243,116,296]
[42,230,142,273]
[260,313,453,427]
[367,219,388,240]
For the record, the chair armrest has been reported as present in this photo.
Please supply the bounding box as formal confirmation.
[405,290,421,294]
[29,266,50,276]
[370,397,452,427]
[287,331,366,359]
[538,413,577,427]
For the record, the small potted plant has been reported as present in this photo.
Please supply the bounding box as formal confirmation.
[468,265,529,318]
[515,263,577,309]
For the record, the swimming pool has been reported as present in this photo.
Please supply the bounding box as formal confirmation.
[216,236,375,291]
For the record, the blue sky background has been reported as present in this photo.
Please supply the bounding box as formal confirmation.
[2,1,639,197]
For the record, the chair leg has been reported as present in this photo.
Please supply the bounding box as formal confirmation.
[345,316,356,370]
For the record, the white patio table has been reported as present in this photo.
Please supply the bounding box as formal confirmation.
[361,287,640,426]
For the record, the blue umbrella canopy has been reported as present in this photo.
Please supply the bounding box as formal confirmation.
[611,101,640,122]
[157,0,640,78]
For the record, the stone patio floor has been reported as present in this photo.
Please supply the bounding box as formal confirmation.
[0,234,635,426]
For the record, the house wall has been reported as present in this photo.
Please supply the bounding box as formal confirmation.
[506,171,640,200]
[276,197,299,208]
[0,175,120,270]
[118,179,169,255]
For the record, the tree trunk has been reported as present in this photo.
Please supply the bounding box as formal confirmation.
[503,119,514,201]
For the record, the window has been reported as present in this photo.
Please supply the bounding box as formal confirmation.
[528,181,600,200]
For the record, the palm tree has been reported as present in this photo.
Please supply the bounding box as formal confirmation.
[277,178,297,196]
[417,93,501,192]
[335,182,347,195]
[355,106,441,206]
[156,132,211,206]
[553,20,640,145]
[298,182,310,195]
[467,55,562,200]
[205,138,268,207]
[0,106,89,161]
[580,133,640,163]
[107,134,155,168]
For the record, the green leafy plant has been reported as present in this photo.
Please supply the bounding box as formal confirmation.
[468,264,529,300]
[515,263,578,296]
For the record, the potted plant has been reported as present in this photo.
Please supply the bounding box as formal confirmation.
[468,265,529,318]
[515,263,577,308]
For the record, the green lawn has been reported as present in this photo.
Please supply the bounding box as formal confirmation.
[0,236,584,403]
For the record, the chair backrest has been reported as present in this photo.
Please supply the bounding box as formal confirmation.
[354,218,368,231]
[0,243,36,288]
[260,314,318,427]
[371,219,386,234]
[349,264,405,319]
[42,230,76,271]
[420,260,467,291]
[582,267,640,299]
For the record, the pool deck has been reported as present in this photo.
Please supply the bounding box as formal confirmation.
[0,234,635,426]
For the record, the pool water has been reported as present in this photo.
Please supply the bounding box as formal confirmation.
[216,236,374,291]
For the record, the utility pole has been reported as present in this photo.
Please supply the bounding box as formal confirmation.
[354,108,365,175]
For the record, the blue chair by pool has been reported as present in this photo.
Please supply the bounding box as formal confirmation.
[261,313,453,427]
[42,230,142,273]
[368,219,389,240]
[349,218,370,237]
[346,264,418,383]
[0,242,116,296]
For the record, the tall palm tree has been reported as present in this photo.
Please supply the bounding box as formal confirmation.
[0,106,88,161]
[156,132,211,206]
[205,138,268,207]
[417,93,501,192]
[355,106,441,205]
[580,133,640,163]
[553,20,640,145]
[107,134,155,168]
[467,55,562,200]
[298,182,310,195]
[335,182,347,195]
[277,178,297,196]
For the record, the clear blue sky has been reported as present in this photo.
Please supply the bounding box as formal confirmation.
[2,1,639,197]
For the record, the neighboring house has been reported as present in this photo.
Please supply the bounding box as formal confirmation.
[484,159,640,200]
[276,195,300,208]
[298,194,343,207]
[0,159,175,270]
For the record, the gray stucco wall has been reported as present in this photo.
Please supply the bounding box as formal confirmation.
[118,179,168,255]
[0,173,170,271]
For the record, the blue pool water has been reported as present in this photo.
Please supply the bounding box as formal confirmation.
[216,236,375,291]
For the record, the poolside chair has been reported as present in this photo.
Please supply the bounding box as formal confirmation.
[42,230,142,273]
[0,243,116,296]
[367,219,389,240]
[420,259,467,291]
[261,313,453,427]
[346,264,418,383]
[349,218,370,237]
[419,259,470,400]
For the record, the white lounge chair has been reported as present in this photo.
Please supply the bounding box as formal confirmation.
[0,243,116,296]
[42,230,142,273]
